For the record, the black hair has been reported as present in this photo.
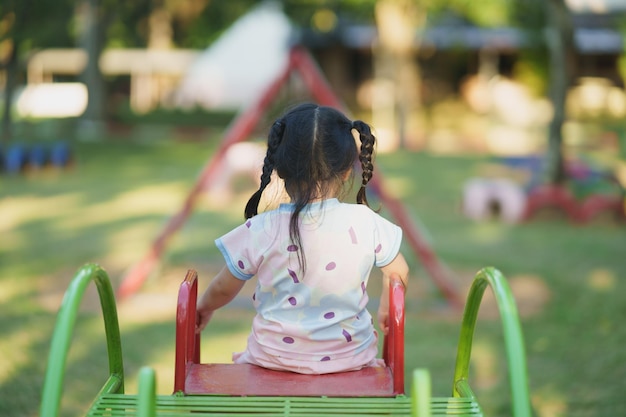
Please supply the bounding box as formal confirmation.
[244,103,376,273]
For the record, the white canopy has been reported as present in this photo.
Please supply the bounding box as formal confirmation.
[173,1,294,110]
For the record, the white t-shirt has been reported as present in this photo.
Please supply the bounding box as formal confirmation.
[216,198,402,374]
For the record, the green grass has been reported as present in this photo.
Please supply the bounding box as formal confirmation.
[1,137,625,417]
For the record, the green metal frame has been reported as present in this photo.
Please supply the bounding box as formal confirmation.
[39,264,532,417]
[137,367,156,417]
[40,263,125,417]
[453,266,532,417]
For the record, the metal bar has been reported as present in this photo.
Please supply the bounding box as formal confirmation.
[137,367,157,417]
[452,267,531,417]
[174,270,198,393]
[40,263,124,417]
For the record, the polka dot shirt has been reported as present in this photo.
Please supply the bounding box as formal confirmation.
[216,198,402,374]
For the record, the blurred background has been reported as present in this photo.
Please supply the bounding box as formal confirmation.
[1,1,625,417]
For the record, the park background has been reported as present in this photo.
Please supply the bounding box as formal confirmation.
[1,1,625,417]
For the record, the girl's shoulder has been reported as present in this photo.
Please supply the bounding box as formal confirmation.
[336,200,376,214]
[334,200,380,220]
[335,201,401,229]
[245,207,286,227]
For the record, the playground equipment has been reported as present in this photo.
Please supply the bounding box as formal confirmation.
[40,263,532,417]
[462,155,625,224]
[517,154,624,223]
[174,269,406,397]
[118,45,462,308]
[2,141,72,174]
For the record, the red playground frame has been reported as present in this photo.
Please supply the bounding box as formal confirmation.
[118,46,462,308]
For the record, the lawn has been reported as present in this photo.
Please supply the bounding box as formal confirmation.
[1,132,625,417]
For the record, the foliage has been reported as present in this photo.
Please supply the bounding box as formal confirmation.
[0,0,75,53]
[426,0,515,27]
[173,0,258,48]
[101,0,152,48]
[0,0,558,60]
[282,0,377,28]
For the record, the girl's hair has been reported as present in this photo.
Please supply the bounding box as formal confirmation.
[244,103,376,272]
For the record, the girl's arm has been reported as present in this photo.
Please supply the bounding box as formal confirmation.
[196,265,246,333]
[378,253,409,335]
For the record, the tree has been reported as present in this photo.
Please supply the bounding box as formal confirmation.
[0,0,73,144]
[373,0,422,151]
[545,0,575,184]
[76,0,106,127]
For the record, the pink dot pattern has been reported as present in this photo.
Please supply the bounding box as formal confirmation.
[276,222,375,359]
[288,268,299,283]
[348,226,358,244]
[342,329,352,342]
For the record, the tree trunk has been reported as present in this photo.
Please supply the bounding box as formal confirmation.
[77,0,105,128]
[148,6,173,49]
[1,43,18,147]
[1,0,28,147]
[373,0,422,151]
[545,0,575,184]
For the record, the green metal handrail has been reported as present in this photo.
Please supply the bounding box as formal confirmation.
[412,369,432,417]
[137,367,157,417]
[453,267,532,417]
[40,263,125,417]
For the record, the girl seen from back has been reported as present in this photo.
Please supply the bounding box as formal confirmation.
[196,103,409,374]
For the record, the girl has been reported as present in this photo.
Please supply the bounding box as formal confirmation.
[196,103,409,374]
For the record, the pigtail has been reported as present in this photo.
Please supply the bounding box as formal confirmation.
[244,120,284,218]
[353,120,376,207]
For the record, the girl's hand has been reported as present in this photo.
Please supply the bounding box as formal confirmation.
[196,309,214,334]
[195,266,245,334]
[378,308,390,335]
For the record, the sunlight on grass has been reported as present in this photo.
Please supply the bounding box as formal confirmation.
[55,182,189,231]
[586,268,616,292]
[470,340,499,390]
[468,222,509,244]
[0,194,83,231]
[116,329,178,396]
[104,223,166,268]
[200,330,250,363]
[0,279,22,303]
[0,326,39,386]
[0,230,28,260]
[199,192,255,221]
[377,176,414,199]
[478,274,552,319]
[532,386,568,417]
[130,355,177,395]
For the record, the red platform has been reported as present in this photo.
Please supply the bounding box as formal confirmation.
[174,270,405,397]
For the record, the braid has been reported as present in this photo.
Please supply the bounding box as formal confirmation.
[244,120,284,218]
[353,120,376,207]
